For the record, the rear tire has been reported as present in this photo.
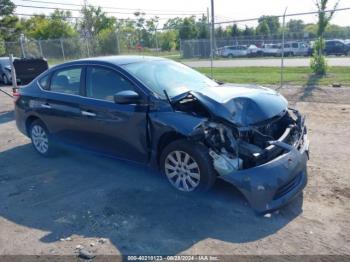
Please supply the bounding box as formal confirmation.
[29,120,56,157]
[160,139,216,192]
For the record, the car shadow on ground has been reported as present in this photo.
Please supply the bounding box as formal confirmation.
[0,110,14,124]
[0,143,303,255]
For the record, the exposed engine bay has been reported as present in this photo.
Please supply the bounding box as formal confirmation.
[172,92,307,176]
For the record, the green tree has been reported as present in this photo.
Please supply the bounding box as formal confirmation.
[196,15,209,39]
[243,25,255,38]
[257,16,280,36]
[257,20,270,36]
[215,26,225,38]
[97,27,119,55]
[21,10,77,39]
[160,30,177,51]
[80,5,115,37]
[311,0,339,75]
[287,19,305,33]
[178,17,198,40]
[0,0,19,42]
[304,23,318,38]
[231,24,241,38]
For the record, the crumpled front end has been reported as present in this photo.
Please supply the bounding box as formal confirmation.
[219,127,309,213]
[175,92,310,212]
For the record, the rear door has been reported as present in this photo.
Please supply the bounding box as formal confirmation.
[76,65,149,163]
[36,66,86,144]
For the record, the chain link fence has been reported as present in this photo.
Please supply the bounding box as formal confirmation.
[1,31,180,65]
[180,35,350,59]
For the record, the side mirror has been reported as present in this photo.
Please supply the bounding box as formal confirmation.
[114,90,141,104]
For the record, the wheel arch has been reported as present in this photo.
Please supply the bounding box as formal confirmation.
[25,115,42,135]
[156,131,186,165]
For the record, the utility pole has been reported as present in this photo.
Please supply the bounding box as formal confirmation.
[210,0,215,78]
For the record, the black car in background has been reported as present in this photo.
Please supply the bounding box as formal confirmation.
[325,40,350,56]
[14,56,309,213]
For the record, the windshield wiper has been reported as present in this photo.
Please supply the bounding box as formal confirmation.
[163,90,175,112]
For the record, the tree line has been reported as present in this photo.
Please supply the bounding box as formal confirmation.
[1,0,349,56]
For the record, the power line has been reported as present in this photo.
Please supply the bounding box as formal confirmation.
[214,7,350,25]
[14,13,184,22]
[15,0,204,14]
[15,12,82,19]
[15,4,204,16]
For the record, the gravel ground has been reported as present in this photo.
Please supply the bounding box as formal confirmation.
[0,84,349,258]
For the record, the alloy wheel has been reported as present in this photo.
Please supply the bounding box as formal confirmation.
[31,125,49,154]
[164,150,200,192]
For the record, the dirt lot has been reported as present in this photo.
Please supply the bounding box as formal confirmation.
[0,85,349,258]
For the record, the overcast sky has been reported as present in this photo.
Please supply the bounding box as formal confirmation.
[14,0,349,27]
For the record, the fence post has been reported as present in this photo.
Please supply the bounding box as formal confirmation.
[86,37,90,57]
[280,7,288,89]
[155,27,159,56]
[60,39,66,61]
[116,30,120,55]
[38,40,43,58]
[208,6,213,78]
[19,34,26,58]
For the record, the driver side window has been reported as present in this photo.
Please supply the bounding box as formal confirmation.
[86,67,135,102]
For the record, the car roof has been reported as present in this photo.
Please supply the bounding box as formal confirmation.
[67,55,167,67]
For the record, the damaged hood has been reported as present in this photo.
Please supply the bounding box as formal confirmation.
[187,84,288,126]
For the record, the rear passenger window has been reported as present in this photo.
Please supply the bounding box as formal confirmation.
[86,67,135,102]
[39,74,50,90]
[51,67,82,95]
[292,43,299,48]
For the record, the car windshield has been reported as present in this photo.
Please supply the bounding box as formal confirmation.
[122,60,219,98]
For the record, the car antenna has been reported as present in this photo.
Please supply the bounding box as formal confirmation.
[163,90,174,112]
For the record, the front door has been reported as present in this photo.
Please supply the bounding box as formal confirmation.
[76,66,149,163]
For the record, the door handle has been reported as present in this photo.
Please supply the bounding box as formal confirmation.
[81,110,96,117]
[41,103,51,109]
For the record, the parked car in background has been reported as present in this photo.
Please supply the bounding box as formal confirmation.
[247,44,264,57]
[14,56,309,213]
[325,40,350,56]
[262,44,281,56]
[218,45,248,58]
[278,42,310,56]
[0,57,20,85]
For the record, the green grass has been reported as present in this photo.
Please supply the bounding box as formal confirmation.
[196,67,350,87]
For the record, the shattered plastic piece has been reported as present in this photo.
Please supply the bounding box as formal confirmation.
[98,238,107,244]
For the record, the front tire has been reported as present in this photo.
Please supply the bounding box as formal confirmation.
[160,139,216,192]
[30,120,55,157]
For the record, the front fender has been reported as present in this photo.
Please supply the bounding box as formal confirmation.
[148,111,207,167]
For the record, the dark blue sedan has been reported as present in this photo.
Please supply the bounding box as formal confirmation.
[14,56,309,213]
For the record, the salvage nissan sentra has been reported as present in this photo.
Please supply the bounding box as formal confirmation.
[14,56,309,213]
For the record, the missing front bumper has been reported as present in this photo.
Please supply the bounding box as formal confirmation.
[219,134,309,213]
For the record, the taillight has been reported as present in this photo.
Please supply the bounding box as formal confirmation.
[13,91,21,103]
